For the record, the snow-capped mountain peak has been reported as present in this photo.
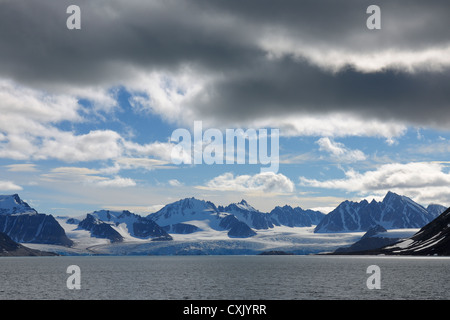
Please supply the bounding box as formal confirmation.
[147,197,222,227]
[230,199,258,212]
[90,209,134,222]
[0,194,37,215]
[219,200,273,230]
[315,191,435,233]
[382,191,419,209]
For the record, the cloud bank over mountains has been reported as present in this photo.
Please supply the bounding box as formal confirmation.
[1,0,450,137]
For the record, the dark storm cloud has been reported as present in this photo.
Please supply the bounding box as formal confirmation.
[1,0,450,127]
[194,57,450,126]
[0,0,260,85]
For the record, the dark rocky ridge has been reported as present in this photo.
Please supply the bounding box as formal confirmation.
[269,205,325,227]
[373,206,450,256]
[315,191,435,233]
[78,214,123,243]
[0,232,56,256]
[331,225,401,254]
[0,213,73,246]
[219,214,257,238]
[0,194,73,246]
[76,210,173,242]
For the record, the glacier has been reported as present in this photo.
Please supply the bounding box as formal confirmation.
[24,220,366,256]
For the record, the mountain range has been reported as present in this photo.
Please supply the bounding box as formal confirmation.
[0,192,448,256]
[314,191,440,233]
[330,205,450,256]
[74,209,173,242]
[147,197,327,238]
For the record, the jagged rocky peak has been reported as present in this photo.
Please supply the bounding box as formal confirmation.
[160,197,219,214]
[151,197,219,217]
[314,191,434,233]
[80,213,102,225]
[219,200,273,230]
[269,204,325,227]
[383,190,397,201]
[181,197,198,208]
[0,194,73,246]
[0,194,37,215]
[148,198,229,235]
[182,197,214,207]
[79,209,173,241]
[235,199,255,209]
[90,209,136,222]
[220,199,260,212]
[426,204,448,218]
[238,199,248,205]
[382,191,405,207]
[0,211,73,246]
[360,199,369,205]
[382,191,422,208]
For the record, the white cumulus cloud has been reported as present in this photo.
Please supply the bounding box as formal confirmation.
[201,172,295,194]
[0,180,22,191]
[299,161,450,206]
[316,137,367,162]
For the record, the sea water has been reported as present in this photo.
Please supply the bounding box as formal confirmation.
[0,255,449,300]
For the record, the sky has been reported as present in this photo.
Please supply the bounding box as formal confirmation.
[1,0,450,216]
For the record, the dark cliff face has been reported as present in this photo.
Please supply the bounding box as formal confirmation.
[0,213,73,246]
[315,191,434,233]
[0,232,57,256]
[78,214,123,243]
[132,218,173,240]
[162,223,199,235]
[219,214,256,238]
[331,225,399,254]
[0,194,73,246]
[426,204,447,219]
[269,205,325,227]
[376,206,450,256]
[334,206,450,256]
[226,220,257,238]
[77,212,173,242]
